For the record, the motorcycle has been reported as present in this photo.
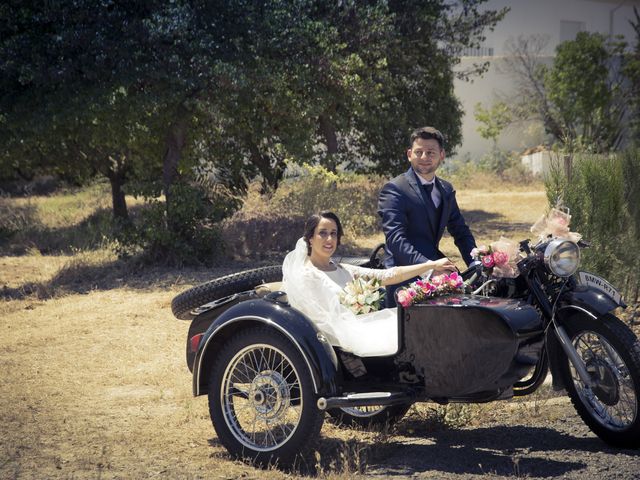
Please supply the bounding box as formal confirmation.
[171,231,640,465]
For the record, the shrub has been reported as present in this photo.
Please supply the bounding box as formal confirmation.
[273,164,386,238]
[115,181,233,266]
[545,149,640,303]
[221,164,386,258]
[445,149,538,189]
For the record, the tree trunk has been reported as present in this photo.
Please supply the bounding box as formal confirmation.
[563,154,573,183]
[163,105,189,228]
[106,154,129,220]
[248,142,285,193]
[318,114,338,173]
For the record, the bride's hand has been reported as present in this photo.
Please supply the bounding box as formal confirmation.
[430,257,457,275]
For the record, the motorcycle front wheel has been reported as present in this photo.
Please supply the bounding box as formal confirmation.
[558,313,640,448]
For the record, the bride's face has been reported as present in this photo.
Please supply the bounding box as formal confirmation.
[310,217,339,260]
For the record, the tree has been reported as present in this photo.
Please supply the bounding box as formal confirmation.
[0,1,164,219]
[498,32,630,153]
[1,0,507,227]
[189,1,508,189]
[545,32,627,151]
[626,7,640,143]
[474,101,512,147]
[339,0,509,176]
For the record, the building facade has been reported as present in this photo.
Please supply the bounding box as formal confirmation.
[453,0,640,161]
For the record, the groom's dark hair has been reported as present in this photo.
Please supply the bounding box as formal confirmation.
[303,211,344,256]
[410,126,445,150]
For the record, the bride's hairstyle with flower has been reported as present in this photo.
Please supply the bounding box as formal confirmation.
[303,211,344,256]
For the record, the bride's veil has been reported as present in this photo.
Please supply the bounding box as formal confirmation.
[281,237,345,345]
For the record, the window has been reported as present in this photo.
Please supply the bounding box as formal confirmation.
[459,46,494,57]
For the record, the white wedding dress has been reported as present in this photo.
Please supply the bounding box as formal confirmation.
[281,238,399,357]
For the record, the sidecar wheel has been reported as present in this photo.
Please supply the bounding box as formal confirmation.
[558,313,640,448]
[208,327,324,465]
[328,403,411,430]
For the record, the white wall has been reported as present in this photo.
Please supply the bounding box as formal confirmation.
[452,0,640,161]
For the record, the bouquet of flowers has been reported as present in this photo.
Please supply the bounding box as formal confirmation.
[395,272,466,308]
[470,237,519,278]
[339,276,385,315]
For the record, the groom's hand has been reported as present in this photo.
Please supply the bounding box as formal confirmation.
[432,257,457,275]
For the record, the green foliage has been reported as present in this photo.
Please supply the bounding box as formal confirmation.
[220,164,386,258]
[626,7,640,143]
[474,101,512,144]
[1,0,507,263]
[447,148,535,184]
[544,32,626,151]
[501,32,630,153]
[115,182,233,266]
[273,164,385,238]
[545,150,640,301]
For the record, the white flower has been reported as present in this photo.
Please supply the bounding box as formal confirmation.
[339,276,385,315]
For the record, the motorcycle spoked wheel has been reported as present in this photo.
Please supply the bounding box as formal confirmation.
[328,404,411,430]
[558,313,640,448]
[208,327,324,465]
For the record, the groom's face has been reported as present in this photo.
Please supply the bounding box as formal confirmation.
[407,138,444,181]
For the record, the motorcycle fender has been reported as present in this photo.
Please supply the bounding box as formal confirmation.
[547,287,621,390]
[192,296,340,397]
[557,286,621,318]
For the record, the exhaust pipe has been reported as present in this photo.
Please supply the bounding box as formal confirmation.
[317,391,412,411]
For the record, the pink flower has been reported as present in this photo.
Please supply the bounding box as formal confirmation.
[407,288,417,298]
[431,275,444,286]
[482,255,495,268]
[447,273,463,288]
[397,290,411,307]
[492,250,509,266]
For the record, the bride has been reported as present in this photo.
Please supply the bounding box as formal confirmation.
[282,211,457,357]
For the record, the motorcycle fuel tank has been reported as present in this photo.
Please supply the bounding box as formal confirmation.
[397,295,544,398]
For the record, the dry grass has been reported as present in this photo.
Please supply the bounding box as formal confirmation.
[1,178,591,479]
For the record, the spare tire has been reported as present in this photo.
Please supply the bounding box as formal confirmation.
[171,265,282,320]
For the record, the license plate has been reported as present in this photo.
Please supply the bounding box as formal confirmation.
[577,271,623,305]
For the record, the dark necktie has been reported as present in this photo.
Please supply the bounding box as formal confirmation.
[424,183,435,208]
[423,183,439,233]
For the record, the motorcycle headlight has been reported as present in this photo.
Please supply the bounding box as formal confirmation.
[544,239,580,277]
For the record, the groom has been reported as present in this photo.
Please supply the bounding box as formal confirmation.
[377,126,476,307]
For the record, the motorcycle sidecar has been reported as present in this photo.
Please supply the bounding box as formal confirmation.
[317,293,546,412]
[394,294,545,400]
[186,289,545,465]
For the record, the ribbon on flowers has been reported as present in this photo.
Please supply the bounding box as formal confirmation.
[530,208,582,243]
[470,237,519,278]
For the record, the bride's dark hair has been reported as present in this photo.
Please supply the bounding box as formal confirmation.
[303,211,344,256]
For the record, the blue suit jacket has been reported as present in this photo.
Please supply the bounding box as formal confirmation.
[378,168,476,304]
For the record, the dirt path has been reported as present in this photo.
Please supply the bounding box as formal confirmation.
[2,285,639,479]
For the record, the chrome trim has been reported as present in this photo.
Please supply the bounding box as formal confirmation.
[194,315,321,396]
[190,293,240,316]
[555,325,594,388]
[556,304,598,319]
